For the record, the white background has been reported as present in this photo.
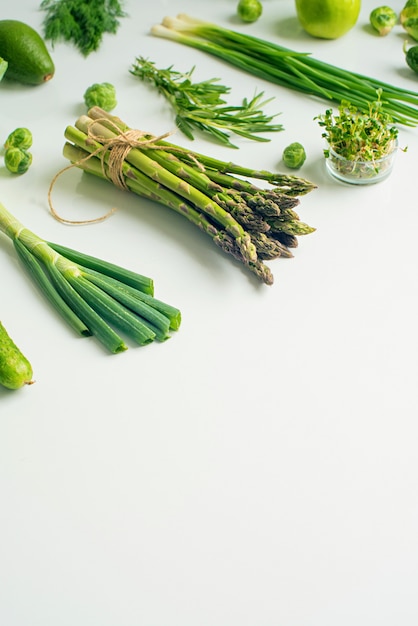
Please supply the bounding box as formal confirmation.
[1,1,418,624]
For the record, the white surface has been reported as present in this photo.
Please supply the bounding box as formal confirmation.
[1,1,418,624]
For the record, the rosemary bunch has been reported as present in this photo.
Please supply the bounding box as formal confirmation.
[58,107,316,285]
[130,57,283,148]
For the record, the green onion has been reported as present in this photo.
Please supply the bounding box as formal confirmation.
[151,14,418,126]
[0,201,181,353]
[59,107,317,286]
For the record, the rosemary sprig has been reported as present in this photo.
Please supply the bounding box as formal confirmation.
[129,56,283,148]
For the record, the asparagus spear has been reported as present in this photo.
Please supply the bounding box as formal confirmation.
[62,140,275,285]
[87,106,316,195]
[58,107,316,285]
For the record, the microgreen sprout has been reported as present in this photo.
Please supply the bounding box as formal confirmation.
[315,90,399,162]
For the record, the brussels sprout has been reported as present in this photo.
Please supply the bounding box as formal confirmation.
[237,0,263,23]
[403,16,418,39]
[401,0,418,24]
[370,6,398,36]
[83,82,117,111]
[401,0,418,38]
[4,147,32,175]
[4,127,33,150]
[282,142,306,169]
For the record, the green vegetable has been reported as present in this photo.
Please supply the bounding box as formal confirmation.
[370,6,397,35]
[403,17,418,40]
[4,147,32,175]
[401,0,418,23]
[40,0,126,56]
[4,127,33,150]
[60,107,316,286]
[0,201,181,354]
[84,82,117,111]
[315,91,399,162]
[0,57,8,81]
[151,14,418,126]
[237,0,263,23]
[0,321,34,390]
[129,57,283,148]
[401,0,418,38]
[0,19,54,85]
[282,143,306,169]
[405,42,418,72]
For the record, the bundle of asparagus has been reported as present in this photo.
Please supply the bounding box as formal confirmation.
[60,107,317,285]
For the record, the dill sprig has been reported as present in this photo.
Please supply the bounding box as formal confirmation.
[130,56,283,148]
[40,0,126,56]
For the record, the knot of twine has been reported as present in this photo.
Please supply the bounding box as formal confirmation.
[48,118,175,225]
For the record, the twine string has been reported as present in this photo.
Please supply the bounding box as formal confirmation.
[48,118,175,225]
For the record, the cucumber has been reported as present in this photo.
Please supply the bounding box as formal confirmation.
[0,321,34,389]
[0,56,7,81]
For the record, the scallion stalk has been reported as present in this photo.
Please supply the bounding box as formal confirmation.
[0,201,181,353]
[151,14,418,126]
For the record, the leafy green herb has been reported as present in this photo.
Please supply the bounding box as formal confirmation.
[40,0,126,56]
[315,91,399,162]
[129,57,283,148]
[151,14,418,126]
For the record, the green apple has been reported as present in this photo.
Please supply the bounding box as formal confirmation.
[295,0,361,39]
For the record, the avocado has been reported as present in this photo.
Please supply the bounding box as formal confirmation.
[0,19,55,85]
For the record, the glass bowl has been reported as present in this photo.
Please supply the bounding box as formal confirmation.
[325,141,398,185]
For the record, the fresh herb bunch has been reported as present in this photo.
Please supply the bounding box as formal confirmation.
[315,91,399,162]
[40,0,126,56]
[130,57,283,148]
